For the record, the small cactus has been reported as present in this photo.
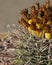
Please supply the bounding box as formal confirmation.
[14,0,52,65]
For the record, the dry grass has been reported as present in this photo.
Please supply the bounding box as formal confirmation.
[0,33,8,40]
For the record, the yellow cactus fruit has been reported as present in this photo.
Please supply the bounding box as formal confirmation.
[45,32,51,39]
[28,19,33,24]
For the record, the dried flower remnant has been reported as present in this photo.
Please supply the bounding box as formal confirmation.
[19,0,52,39]
[19,18,29,29]
[21,8,30,22]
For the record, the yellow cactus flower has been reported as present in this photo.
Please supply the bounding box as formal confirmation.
[19,0,52,40]
[45,0,50,9]
[36,23,42,29]
[34,30,42,38]
[28,19,33,24]
[47,21,52,25]
[35,3,39,10]
[45,32,51,39]
[28,27,35,35]
[28,27,42,38]
[38,15,42,20]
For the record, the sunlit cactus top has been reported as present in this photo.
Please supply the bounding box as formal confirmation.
[18,0,52,39]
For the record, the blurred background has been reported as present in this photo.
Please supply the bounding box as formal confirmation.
[0,0,52,32]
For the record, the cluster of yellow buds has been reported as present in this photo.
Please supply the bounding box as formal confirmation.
[19,0,52,39]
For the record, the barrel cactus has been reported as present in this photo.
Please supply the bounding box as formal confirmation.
[13,1,52,65]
